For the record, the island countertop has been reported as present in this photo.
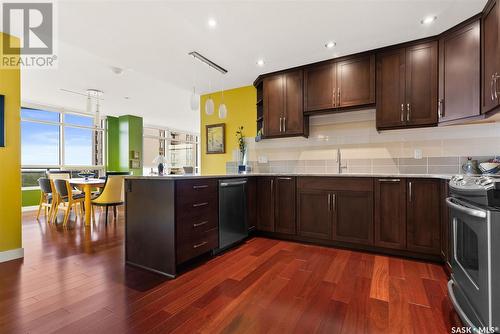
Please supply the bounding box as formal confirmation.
[125,172,456,180]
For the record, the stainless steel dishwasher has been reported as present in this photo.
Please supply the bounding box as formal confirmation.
[217,178,248,252]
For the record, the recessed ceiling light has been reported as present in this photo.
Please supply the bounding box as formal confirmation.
[256,59,265,66]
[208,18,217,28]
[325,41,336,49]
[421,16,437,25]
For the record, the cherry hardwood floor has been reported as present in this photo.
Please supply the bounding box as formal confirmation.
[0,209,461,334]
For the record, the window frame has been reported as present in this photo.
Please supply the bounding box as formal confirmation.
[21,102,106,189]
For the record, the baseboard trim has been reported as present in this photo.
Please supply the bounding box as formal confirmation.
[0,248,24,263]
[22,205,39,212]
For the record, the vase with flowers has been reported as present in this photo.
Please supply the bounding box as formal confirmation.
[236,126,247,173]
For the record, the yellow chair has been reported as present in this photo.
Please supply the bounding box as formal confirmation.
[53,179,85,226]
[36,178,56,223]
[91,175,125,225]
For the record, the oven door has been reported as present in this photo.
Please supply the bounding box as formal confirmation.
[446,197,491,327]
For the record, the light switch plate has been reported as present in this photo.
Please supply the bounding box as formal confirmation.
[414,148,423,159]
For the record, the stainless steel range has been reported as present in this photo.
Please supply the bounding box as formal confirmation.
[447,175,500,332]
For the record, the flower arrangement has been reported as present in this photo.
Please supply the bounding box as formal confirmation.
[236,126,246,163]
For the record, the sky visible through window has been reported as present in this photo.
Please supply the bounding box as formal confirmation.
[21,108,94,166]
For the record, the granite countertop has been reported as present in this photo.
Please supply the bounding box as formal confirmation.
[125,173,456,180]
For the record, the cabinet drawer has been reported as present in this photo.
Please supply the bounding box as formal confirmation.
[177,228,218,264]
[297,177,373,192]
[177,210,218,242]
[176,179,217,205]
[176,198,217,221]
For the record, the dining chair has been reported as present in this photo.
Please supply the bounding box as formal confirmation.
[52,179,85,226]
[47,170,83,195]
[36,178,56,223]
[91,175,126,225]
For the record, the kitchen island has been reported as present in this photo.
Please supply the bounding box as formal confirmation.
[125,173,452,277]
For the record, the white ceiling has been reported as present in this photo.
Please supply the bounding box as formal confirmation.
[20,0,488,132]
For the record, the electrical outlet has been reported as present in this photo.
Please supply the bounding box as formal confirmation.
[414,149,422,159]
[258,156,268,164]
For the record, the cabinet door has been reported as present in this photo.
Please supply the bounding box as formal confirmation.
[374,178,406,249]
[376,48,406,129]
[407,179,441,255]
[256,177,275,232]
[440,180,451,268]
[439,20,480,123]
[263,75,284,137]
[333,191,374,245]
[297,189,332,239]
[247,177,257,231]
[336,55,375,108]
[304,63,335,112]
[275,177,296,235]
[283,71,304,135]
[405,42,438,126]
[482,0,500,113]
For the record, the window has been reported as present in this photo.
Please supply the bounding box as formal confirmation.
[20,106,105,188]
[143,127,199,175]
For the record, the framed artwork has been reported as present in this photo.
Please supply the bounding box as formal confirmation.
[206,123,225,154]
[0,95,4,147]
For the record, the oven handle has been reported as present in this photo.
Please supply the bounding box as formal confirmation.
[447,280,480,331]
[446,197,487,219]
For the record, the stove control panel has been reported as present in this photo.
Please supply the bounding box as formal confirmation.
[450,175,497,191]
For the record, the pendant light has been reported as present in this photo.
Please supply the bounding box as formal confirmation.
[218,82,227,119]
[205,75,214,115]
[190,86,199,111]
[190,55,199,111]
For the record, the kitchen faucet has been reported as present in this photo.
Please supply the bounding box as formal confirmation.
[337,148,347,174]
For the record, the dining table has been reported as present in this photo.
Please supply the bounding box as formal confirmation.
[69,178,106,226]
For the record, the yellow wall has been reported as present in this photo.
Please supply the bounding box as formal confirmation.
[0,33,22,253]
[200,86,256,174]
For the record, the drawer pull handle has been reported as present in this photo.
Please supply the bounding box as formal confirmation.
[193,185,208,190]
[193,202,209,208]
[193,241,208,249]
[193,221,208,228]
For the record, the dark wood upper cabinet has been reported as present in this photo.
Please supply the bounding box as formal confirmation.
[377,42,438,129]
[263,74,284,137]
[263,70,306,138]
[336,55,375,108]
[482,0,500,113]
[374,178,406,250]
[406,179,441,255]
[304,55,375,113]
[376,48,406,128]
[304,63,335,112]
[297,188,333,240]
[405,42,438,127]
[256,176,275,232]
[439,19,480,123]
[283,71,304,135]
[275,177,296,234]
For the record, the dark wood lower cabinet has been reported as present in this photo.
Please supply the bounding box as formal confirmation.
[297,189,332,239]
[333,190,374,245]
[374,178,407,249]
[256,176,275,232]
[440,180,451,269]
[274,177,296,234]
[246,177,257,231]
[406,179,441,255]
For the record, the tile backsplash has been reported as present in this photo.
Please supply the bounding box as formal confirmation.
[226,111,500,175]
[226,156,492,175]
